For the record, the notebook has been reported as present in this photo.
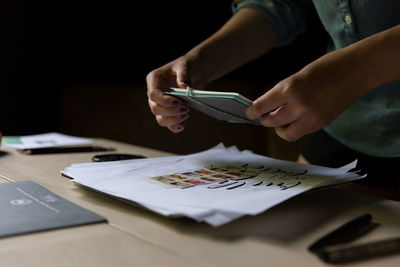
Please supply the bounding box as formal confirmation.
[166,87,261,125]
[0,180,107,238]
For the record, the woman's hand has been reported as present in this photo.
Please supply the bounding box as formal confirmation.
[146,55,205,133]
[247,24,400,141]
[147,8,279,133]
[246,48,370,141]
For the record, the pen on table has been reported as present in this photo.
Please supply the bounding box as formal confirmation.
[321,237,400,263]
[308,213,373,253]
[18,146,116,155]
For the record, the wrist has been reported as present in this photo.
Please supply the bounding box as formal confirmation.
[184,47,221,87]
[301,48,373,102]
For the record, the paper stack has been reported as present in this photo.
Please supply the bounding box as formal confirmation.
[62,144,364,227]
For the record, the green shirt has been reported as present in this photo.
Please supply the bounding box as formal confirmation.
[233,0,400,157]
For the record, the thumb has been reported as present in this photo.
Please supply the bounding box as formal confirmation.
[176,71,192,89]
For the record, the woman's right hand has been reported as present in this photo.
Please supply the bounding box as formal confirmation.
[146,55,205,133]
[146,8,279,133]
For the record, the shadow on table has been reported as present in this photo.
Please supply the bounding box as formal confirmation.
[171,189,379,242]
[72,183,380,243]
[0,151,10,158]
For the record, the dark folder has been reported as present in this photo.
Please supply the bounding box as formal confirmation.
[0,180,107,238]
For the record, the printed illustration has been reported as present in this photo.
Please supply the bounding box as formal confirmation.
[149,165,259,189]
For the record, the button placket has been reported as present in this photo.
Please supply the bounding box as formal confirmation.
[338,0,356,39]
[345,14,352,25]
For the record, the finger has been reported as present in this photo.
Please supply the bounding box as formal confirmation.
[147,71,182,107]
[275,123,302,142]
[146,68,178,89]
[148,99,189,116]
[259,104,302,128]
[147,87,183,108]
[168,124,185,133]
[155,113,189,127]
[246,85,288,120]
[171,61,192,89]
[274,116,319,142]
[176,72,191,89]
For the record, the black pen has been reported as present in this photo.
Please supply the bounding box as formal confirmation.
[19,146,115,155]
[321,237,400,263]
[309,213,373,253]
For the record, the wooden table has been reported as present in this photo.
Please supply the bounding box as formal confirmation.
[0,139,399,267]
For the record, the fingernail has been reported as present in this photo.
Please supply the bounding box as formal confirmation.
[173,100,180,106]
[179,107,187,113]
[179,80,190,85]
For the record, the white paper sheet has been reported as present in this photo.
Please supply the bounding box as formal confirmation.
[3,132,92,149]
[62,144,364,226]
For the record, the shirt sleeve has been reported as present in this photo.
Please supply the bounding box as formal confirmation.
[232,0,312,46]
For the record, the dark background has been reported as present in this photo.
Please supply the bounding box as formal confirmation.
[1,1,328,159]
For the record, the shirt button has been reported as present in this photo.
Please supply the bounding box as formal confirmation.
[345,14,353,25]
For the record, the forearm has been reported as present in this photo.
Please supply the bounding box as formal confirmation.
[353,24,400,91]
[303,24,400,100]
[185,7,278,85]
